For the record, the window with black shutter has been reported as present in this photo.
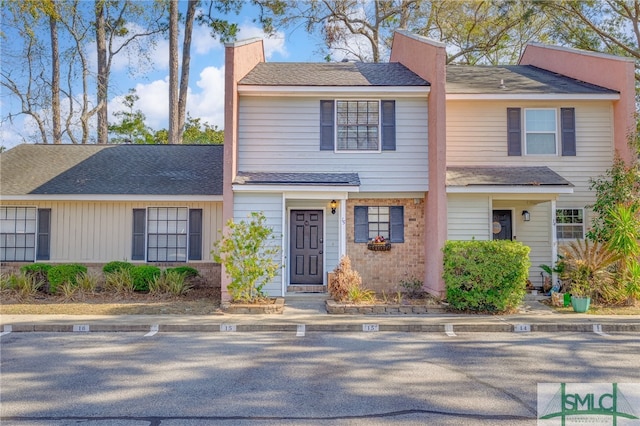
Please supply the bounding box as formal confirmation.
[354,205,404,243]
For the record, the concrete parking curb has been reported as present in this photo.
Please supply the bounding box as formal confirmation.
[2,321,639,334]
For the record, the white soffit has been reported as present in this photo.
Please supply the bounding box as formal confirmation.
[447,93,619,101]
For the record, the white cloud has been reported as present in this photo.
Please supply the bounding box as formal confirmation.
[109,64,225,132]
[192,24,224,55]
[237,23,288,60]
[187,66,225,127]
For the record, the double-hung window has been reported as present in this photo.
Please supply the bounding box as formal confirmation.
[320,99,395,152]
[556,208,584,239]
[337,100,380,151]
[507,107,575,156]
[0,206,51,261]
[525,109,557,155]
[354,206,404,243]
[132,207,202,262]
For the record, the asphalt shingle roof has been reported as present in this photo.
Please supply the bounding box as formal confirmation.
[239,62,430,87]
[1,144,223,196]
[235,172,360,186]
[446,65,618,95]
[447,166,573,187]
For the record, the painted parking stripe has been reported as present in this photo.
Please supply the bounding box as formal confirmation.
[144,324,159,337]
[0,325,12,337]
[593,324,610,337]
[444,324,456,337]
[296,324,305,337]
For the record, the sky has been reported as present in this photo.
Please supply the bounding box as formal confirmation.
[0,3,329,150]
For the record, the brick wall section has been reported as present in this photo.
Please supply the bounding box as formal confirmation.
[1,262,221,289]
[345,198,425,293]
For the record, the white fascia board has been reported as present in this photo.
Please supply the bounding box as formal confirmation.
[446,186,573,194]
[233,184,360,193]
[446,93,619,101]
[238,85,430,97]
[0,194,223,202]
[284,191,350,200]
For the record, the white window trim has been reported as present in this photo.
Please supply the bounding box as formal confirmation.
[524,108,558,156]
[334,99,382,153]
[555,207,585,240]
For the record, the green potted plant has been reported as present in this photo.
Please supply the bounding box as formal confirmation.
[560,240,618,313]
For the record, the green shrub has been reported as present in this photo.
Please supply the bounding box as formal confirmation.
[47,264,88,294]
[102,261,134,275]
[20,263,52,290]
[165,266,199,278]
[130,265,161,292]
[212,212,280,302]
[443,240,530,313]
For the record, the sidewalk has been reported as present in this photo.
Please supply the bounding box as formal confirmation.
[1,295,639,334]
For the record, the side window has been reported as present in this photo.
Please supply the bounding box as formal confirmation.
[556,208,584,240]
[354,206,404,243]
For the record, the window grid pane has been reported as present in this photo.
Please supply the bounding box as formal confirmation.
[147,207,188,262]
[336,100,379,151]
[368,206,390,240]
[556,208,584,240]
[0,207,37,261]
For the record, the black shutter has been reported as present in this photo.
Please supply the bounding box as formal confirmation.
[381,100,396,151]
[354,206,369,243]
[507,108,522,156]
[390,206,404,243]
[561,107,576,156]
[131,209,146,261]
[320,100,334,151]
[36,208,51,260]
[188,209,202,261]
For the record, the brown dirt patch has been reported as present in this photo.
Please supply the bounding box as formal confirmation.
[0,283,221,315]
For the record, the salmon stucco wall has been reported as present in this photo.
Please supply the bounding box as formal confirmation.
[519,43,636,164]
[345,198,425,293]
[222,38,265,301]
[390,30,447,296]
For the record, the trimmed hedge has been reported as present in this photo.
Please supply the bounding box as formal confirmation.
[102,261,134,275]
[443,240,530,313]
[47,264,88,294]
[20,263,52,287]
[130,265,161,292]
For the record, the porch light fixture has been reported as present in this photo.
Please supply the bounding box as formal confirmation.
[522,210,531,222]
[330,200,338,215]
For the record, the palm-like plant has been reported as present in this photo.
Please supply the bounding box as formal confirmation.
[560,239,620,300]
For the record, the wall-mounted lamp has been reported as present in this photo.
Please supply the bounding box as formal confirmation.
[330,200,338,215]
[522,210,531,222]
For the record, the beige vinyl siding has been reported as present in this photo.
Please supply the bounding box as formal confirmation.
[447,194,490,240]
[493,200,552,285]
[447,100,614,210]
[237,96,429,192]
[233,192,283,296]
[1,200,222,263]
